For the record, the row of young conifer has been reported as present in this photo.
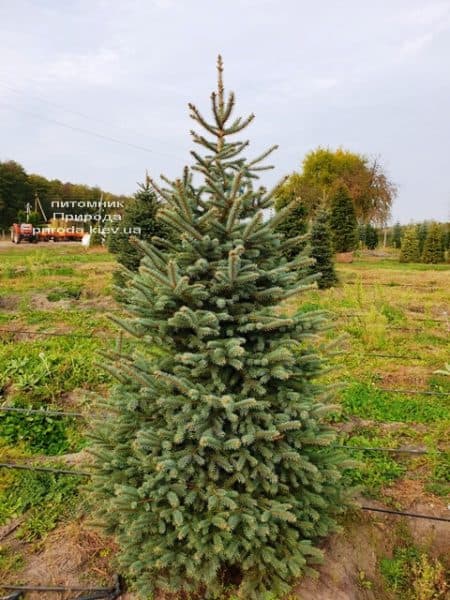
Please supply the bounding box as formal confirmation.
[399,222,448,263]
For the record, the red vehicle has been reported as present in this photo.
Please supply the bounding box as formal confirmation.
[11,222,37,244]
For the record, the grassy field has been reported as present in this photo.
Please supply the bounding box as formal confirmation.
[0,243,449,599]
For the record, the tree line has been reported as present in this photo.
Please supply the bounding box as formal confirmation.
[0,159,130,230]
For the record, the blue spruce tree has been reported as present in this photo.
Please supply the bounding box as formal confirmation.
[89,57,353,599]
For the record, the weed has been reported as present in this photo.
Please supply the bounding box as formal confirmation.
[357,570,373,590]
[0,466,80,540]
[345,307,388,350]
[380,546,449,599]
[380,546,421,592]
[411,554,449,600]
[424,451,450,498]
[0,546,24,575]
[46,284,83,302]
[380,303,406,324]
[0,337,110,402]
[0,406,79,454]
[342,434,406,497]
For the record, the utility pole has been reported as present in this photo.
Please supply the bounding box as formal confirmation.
[34,193,48,222]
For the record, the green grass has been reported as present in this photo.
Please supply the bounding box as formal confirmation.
[0,244,449,591]
[341,433,407,498]
[341,382,450,423]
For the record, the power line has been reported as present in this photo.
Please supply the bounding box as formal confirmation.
[0,79,184,161]
[0,100,180,159]
[0,81,120,129]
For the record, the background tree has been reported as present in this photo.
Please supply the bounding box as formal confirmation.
[89,57,352,600]
[416,222,428,256]
[107,177,164,265]
[329,185,358,253]
[277,148,396,225]
[399,226,420,262]
[0,159,130,229]
[392,221,402,249]
[422,222,445,264]
[310,209,338,288]
[273,177,318,258]
[16,209,42,227]
[364,223,379,250]
[443,224,450,253]
[0,161,31,228]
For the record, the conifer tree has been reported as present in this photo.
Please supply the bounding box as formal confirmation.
[364,224,379,250]
[399,226,420,262]
[275,201,308,259]
[357,224,366,247]
[310,209,338,289]
[107,177,168,292]
[329,185,358,253]
[89,57,352,599]
[392,221,402,249]
[422,222,445,263]
[416,221,428,256]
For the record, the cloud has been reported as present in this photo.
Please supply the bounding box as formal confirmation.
[40,48,122,86]
[398,32,435,57]
[402,2,450,26]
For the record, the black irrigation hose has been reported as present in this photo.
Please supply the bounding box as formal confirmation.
[341,313,448,323]
[0,406,84,417]
[1,586,110,593]
[0,575,123,599]
[343,282,442,290]
[358,353,423,360]
[336,444,439,455]
[0,328,93,339]
[377,387,450,396]
[0,462,91,477]
[361,506,450,523]
[0,440,445,480]
[0,328,146,344]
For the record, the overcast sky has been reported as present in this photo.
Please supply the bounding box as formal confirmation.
[1,0,449,223]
